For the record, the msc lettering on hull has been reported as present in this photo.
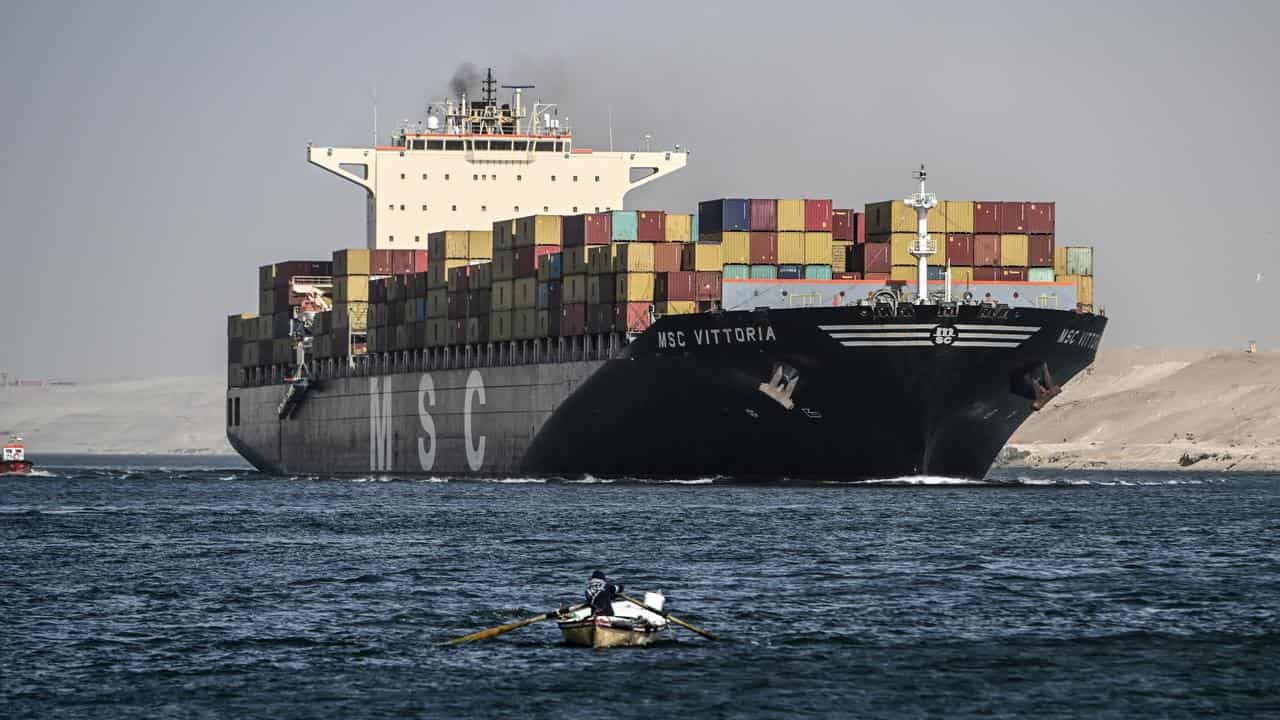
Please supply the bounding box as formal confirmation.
[369,372,488,473]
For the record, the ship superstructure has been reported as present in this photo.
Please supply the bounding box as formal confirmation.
[308,68,688,249]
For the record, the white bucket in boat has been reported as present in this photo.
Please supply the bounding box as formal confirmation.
[643,591,665,612]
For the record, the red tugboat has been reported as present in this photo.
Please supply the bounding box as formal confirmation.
[2,435,34,475]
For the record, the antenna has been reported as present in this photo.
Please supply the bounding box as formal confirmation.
[903,164,939,304]
[482,68,497,105]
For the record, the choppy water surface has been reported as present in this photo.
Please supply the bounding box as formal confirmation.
[2,457,1278,719]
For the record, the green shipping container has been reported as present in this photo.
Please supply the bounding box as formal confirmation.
[1066,247,1093,276]
[1028,267,1056,282]
[804,264,833,280]
[722,264,750,280]
[610,211,638,241]
[750,264,778,279]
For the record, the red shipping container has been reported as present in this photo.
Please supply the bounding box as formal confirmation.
[412,251,428,273]
[999,201,1026,233]
[448,265,471,292]
[514,246,559,277]
[973,234,1001,266]
[1027,234,1055,266]
[1025,202,1055,234]
[613,302,653,333]
[804,199,833,231]
[655,271,696,301]
[637,211,666,242]
[854,211,866,244]
[945,234,974,266]
[973,202,1001,234]
[391,250,417,275]
[973,267,998,281]
[750,199,777,231]
[833,271,862,280]
[561,213,611,246]
[369,250,395,275]
[653,243,683,272]
[857,243,891,274]
[832,209,853,241]
[750,232,778,264]
[863,272,890,281]
[560,303,586,336]
[999,268,1027,281]
[695,271,723,301]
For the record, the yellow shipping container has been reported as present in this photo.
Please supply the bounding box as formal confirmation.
[777,232,805,264]
[890,232,943,266]
[950,266,974,283]
[515,215,562,247]
[613,242,656,272]
[777,199,805,231]
[682,243,723,272]
[335,276,369,303]
[1000,234,1030,267]
[943,201,974,234]
[513,277,537,309]
[890,265,917,282]
[513,308,537,339]
[587,275,614,305]
[664,213,693,242]
[804,232,833,265]
[715,232,751,264]
[562,274,587,304]
[657,300,697,315]
[866,200,944,234]
[491,280,513,311]
[493,218,516,251]
[428,230,470,260]
[1054,246,1069,276]
[563,246,589,275]
[616,272,656,302]
[1062,274,1094,305]
[831,241,852,271]
[333,248,371,276]
[468,230,493,259]
[489,311,512,342]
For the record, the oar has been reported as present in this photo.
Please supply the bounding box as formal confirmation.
[619,593,720,641]
[438,603,585,646]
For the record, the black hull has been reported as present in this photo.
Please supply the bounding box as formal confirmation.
[521,305,1105,481]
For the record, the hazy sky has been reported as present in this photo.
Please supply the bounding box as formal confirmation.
[2,0,1278,380]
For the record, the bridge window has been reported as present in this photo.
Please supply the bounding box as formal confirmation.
[491,140,512,151]
[474,140,488,151]
[535,141,554,152]
[573,176,578,182]
[411,140,424,150]
[515,141,528,151]
[445,140,464,151]
[473,174,478,181]
[427,140,443,150]
[595,176,600,182]
[555,142,564,152]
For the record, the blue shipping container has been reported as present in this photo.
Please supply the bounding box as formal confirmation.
[778,264,803,280]
[750,264,778,279]
[415,298,426,322]
[804,264,833,280]
[927,266,945,281]
[546,253,563,279]
[610,211,638,241]
[698,199,750,233]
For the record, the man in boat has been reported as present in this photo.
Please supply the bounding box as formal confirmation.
[585,571,624,616]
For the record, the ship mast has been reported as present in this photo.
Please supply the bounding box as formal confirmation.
[904,165,938,304]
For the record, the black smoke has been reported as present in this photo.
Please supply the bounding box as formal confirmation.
[448,63,481,98]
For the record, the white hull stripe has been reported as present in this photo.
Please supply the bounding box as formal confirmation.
[840,340,935,347]
[829,332,932,339]
[954,324,1041,332]
[952,341,1022,348]
[819,324,939,331]
[954,332,1033,340]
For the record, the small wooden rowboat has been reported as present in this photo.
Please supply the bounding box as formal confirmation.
[556,592,669,648]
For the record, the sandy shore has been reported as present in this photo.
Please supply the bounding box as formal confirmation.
[4,348,1278,472]
[1002,348,1280,472]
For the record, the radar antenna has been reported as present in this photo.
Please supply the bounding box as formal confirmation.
[904,164,939,304]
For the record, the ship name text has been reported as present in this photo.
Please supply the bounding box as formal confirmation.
[1057,328,1102,350]
[657,325,777,350]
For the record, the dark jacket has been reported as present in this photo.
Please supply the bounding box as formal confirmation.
[586,578,624,616]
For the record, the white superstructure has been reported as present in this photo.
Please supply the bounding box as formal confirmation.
[308,68,689,249]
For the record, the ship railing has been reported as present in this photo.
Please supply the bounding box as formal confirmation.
[241,333,630,387]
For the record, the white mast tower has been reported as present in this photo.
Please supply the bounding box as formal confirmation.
[904,165,938,304]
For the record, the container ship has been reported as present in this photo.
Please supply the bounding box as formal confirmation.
[225,69,1105,480]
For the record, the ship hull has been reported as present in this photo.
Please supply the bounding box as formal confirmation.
[227,305,1105,481]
